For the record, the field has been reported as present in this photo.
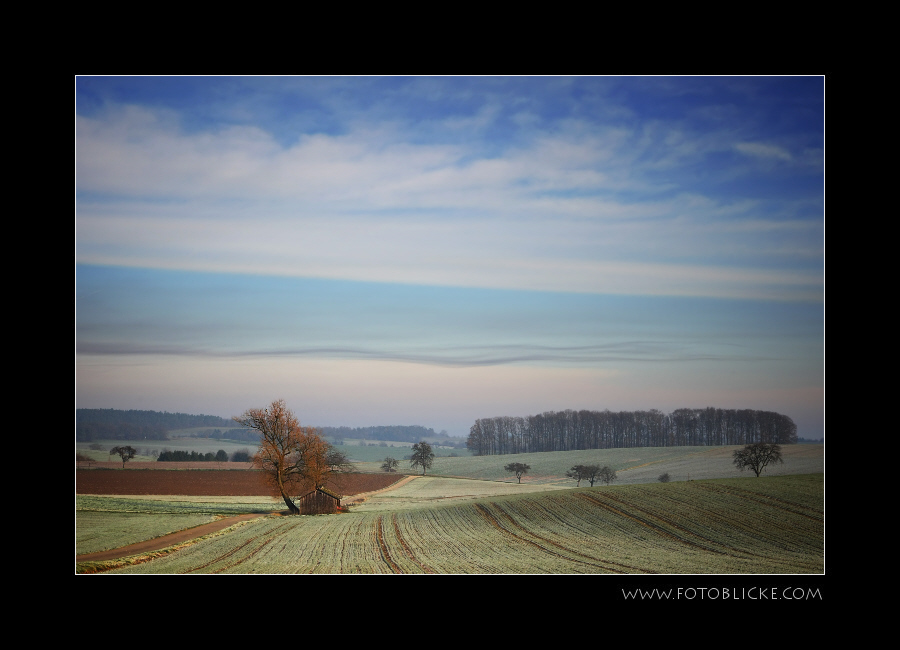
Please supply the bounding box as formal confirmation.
[75,437,468,464]
[352,444,823,484]
[75,444,824,575]
[75,469,401,496]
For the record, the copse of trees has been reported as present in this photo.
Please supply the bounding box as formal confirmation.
[566,464,616,486]
[466,407,797,456]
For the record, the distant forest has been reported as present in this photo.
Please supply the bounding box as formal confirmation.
[75,409,446,444]
[319,425,446,443]
[467,408,798,456]
[76,409,235,442]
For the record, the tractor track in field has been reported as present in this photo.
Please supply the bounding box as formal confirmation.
[181,519,299,574]
[576,491,821,571]
[473,502,646,574]
[375,515,403,574]
[577,492,733,556]
[692,482,824,521]
[388,513,435,574]
[76,472,411,569]
[341,474,419,505]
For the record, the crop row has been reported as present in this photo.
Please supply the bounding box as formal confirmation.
[106,475,822,574]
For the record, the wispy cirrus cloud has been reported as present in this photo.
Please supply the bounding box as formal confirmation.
[76,92,823,302]
[735,141,793,161]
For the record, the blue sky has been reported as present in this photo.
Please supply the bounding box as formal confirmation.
[75,76,824,439]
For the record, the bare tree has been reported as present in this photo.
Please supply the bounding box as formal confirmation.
[110,445,137,468]
[326,446,355,473]
[583,465,606,487]
[233,399,333,515]
[566,465,588,486]
[597,466,617,485]
[733,443,783,477]
[409,441,434,475]
[567,464,605,487]
[504,462,531,483]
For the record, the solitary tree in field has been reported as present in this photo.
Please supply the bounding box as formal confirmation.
[326,446,355,473]
[733,443,783,477]
[504,462,531,483]
[381,457,399,472]
[658,472,671,483]
[233,399,340,515]
[409,441,435,475]
[110,445,137,468]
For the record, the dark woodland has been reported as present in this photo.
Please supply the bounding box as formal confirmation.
[76,409,446,444]
[466,408,797,455]
[76,409,237,441]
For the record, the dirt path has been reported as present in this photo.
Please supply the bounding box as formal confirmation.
[75,512,279,563]
[76,476,421,565]
[341,474,419,505]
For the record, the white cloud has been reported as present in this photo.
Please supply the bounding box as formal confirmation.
[76,96,822,303]
[76,207,822,302]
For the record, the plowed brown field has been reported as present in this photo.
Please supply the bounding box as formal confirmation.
[75,469,405,497]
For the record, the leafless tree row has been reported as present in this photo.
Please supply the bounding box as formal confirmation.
[466,407,797,456]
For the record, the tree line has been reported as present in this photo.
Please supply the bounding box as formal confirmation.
[318,425,447,443]
[194,428,261,443]
[76,409,452,445]
[157,449,251,462]
[466,407,797,456]
[76,408,235,441]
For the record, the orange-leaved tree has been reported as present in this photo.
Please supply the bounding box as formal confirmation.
[233,399,336,515]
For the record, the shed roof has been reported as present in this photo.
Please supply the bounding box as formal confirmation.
[299,486,342,500]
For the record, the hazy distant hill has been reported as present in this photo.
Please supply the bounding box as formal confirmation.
[76,408,235,442]
[75,409,451,444]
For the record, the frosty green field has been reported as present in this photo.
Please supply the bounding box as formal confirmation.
[76,511,219,554]
[84,473,823,574]
[353,444,823,484]
[76,444,824,574]
[349,476,570,511]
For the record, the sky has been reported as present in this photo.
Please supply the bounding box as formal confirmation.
[75,76,824,439]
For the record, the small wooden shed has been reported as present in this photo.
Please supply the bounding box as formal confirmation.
[296,486,342,514]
